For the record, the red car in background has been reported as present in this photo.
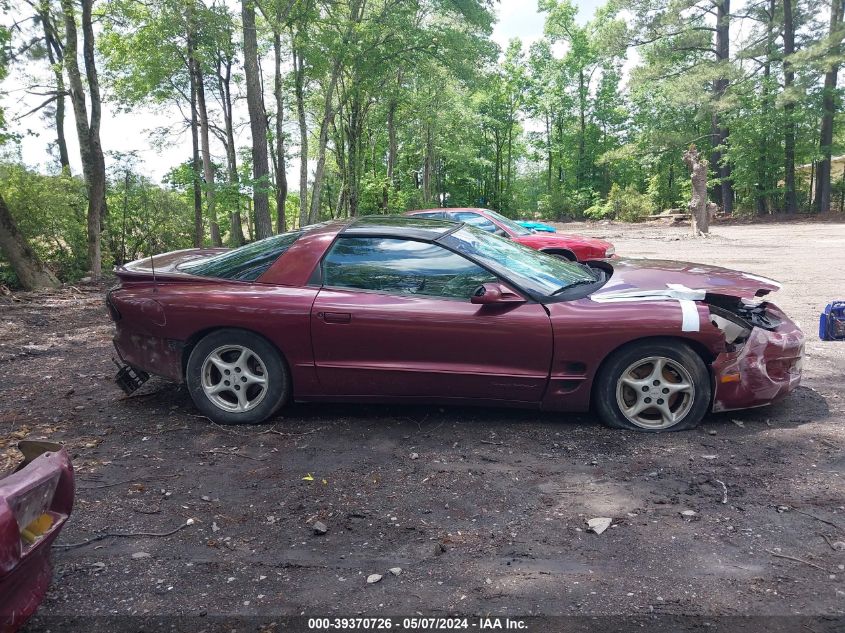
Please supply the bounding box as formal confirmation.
[405,208,615,261]
[107,216,803,433]
[1,441,74,632]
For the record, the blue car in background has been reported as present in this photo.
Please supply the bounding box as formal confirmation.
[516,220,556,233]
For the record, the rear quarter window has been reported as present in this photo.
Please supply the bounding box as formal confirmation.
[179,231,302,281]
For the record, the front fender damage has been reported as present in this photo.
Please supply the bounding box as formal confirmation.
[710,304,804,412]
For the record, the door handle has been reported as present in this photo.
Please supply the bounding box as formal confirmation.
[318,311,351,324]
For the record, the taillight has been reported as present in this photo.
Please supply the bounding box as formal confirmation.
[1,442,72,555]
[21,513,55,545]
[8,475,59,548]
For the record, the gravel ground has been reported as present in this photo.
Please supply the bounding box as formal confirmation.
[1,218,844,630]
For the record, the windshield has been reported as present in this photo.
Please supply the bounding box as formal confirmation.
[440,225,596,297]
[178,230,302,281]
[484,209,532,236]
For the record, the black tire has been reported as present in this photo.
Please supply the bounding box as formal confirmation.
[186,328,289,425]
[593,339,711,432]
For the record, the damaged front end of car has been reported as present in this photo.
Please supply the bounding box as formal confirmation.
[706,294,804,412]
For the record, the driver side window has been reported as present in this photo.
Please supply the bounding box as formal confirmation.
[322,237,497,300]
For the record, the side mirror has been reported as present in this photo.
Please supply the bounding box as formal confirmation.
[494,229,510,238]
[471,283,525,305]
[471,283,502,304]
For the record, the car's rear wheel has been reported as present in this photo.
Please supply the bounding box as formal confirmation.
[186,329,289,425]
[594,340,710,432]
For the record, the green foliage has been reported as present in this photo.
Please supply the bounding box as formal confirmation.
[0,163,88,280]
[0,24,8,138]
[584,183,655,221]
[3,0,844,283]
[106,165,196,265]
[0,161,195,286]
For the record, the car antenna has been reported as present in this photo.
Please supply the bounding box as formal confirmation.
[149,240,158,294]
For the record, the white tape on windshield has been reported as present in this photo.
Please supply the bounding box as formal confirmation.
[591,283,703,332]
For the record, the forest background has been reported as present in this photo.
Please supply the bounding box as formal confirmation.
[0,0,842,287]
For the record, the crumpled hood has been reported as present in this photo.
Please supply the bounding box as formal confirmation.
[592,258,781,299]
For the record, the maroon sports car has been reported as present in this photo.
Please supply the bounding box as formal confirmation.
[108,216,804,432]
[405,207,615,261]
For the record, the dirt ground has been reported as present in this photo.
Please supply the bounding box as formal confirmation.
[2,219,845,629]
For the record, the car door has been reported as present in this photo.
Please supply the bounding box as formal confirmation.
[310,236,553,403]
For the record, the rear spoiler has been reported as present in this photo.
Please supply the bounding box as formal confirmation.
[115,247,227,283]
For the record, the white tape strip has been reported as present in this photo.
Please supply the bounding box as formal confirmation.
[591,284,705,304]
[679,299,700,332]
[591,283,704,332]
[666,283,706,301]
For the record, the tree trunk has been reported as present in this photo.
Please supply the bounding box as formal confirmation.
[242,0,272,239]
[188,19,220,247]
[309,66,342,223]
[684,145,716,236]
[293,47,309,228]
[81,0,106,227]
[783,0,798,214]
[0,193,60,290]
[189,64,203,247]
[545,112,552,193]
[756,0,775,215]
[493,128,501,208]
[273,28,288,233]
[383,99,397,211]
[61,0,105,279]
[577,68,586,191]
[217,49,244,247]
[245,197,254,240]
[506,103,514,206]
[331,115,348,217]
[347,95,361,217]
[39,0,69,171]
[423,125,433,205]
[809,161,816,212]
[255,0,295,232]
[840,164,845,213]
[308,0,363,224]
[382,70,400,211]
[710,0,733,215]
[335,185,348,219]
[814,0,845,213]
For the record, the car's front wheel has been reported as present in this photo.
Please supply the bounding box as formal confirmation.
[186,329,289,424]
[594,340,711,432]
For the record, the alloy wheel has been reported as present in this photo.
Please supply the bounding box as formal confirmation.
[615,356,696,430]
[200,344,268,413]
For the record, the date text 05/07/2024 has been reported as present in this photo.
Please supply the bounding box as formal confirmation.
[306,617,528,630]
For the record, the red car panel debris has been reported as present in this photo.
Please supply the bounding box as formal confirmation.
[0,441,74,633]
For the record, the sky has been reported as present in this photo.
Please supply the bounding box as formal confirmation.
[493,0,604,49]
[4,0,605,187]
